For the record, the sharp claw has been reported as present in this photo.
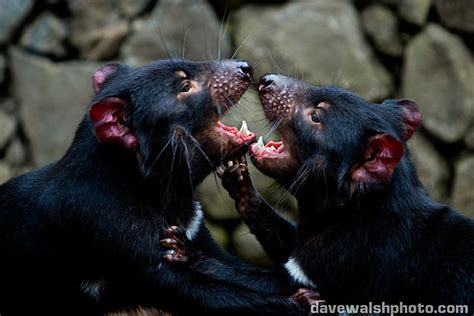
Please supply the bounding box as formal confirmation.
[167,226,179,233]
[165,249,176,256]
[163,253,188,263]
[160,238,178,246]
[163,254,175,262]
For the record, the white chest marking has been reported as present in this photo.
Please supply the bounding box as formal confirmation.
[284,257,316,288]
[186,202,204,241]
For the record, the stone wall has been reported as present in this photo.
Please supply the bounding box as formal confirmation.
[0,0,472,265]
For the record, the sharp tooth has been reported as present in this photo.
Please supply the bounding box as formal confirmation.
[257,136,264,147]
[239,120,250,137]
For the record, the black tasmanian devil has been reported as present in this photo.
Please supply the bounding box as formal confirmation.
[0,61,310,315]
[165,73,474,312]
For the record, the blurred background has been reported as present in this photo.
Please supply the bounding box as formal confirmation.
[0,0,472,265]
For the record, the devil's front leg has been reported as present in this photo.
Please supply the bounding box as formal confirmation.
[160,225,322,314]
[219,156,297,264]
[160,225,294,296]
[90,217,306,316]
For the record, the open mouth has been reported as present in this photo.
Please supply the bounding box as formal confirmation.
[250,137,289,160]
[195,60,257,162]
[216,120,255,145]
[210,63,255,150]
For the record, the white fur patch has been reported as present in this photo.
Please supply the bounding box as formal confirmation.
[284,257,316,288]
[186,202,203,241]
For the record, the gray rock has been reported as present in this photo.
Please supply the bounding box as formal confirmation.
[5,138,27,166]
[205,221,229,248]
[121,0,231,66]
[0,53,5,85]
[198,174,239,220]
[68,0,130,60]
[451,156,474,217]
[465,127,474,149]
[232,223,271,266]
[361,5,403,57]
[12,165,34,177]
[378,0,400,5]
[0,110,16,150]
[0,99,16,115]
[235,0,393,101]
[402,24,474,143]
[435,0,474,33]
[9,47,100,166]
[0,0,34,45]
[398,0,432,26]
[408,134,449,202]
[116,0,153,19]
[20,12,68,57]
[0,162,12,185]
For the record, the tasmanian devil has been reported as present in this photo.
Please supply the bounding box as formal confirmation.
[163,73,474,311]
[0,60,309,315]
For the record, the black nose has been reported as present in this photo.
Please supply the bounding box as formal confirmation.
[237,61,253,79]
[260,76,274,87]
[258,75,275,91]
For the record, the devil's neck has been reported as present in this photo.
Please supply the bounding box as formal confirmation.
[297,160,435,233]
[59,121,197,209]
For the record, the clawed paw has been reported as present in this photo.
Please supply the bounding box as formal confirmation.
[217,156,252,196]
[160,226,189,264]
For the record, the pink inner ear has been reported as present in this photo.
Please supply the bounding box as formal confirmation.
[352,134,404,183]
[399,100,421,140]
[89,97,137,149]
[93,64,120,93]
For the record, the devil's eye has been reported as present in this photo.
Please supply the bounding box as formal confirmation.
[180,81,191,93]
[311,111,321,123]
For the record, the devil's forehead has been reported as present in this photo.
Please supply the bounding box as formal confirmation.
[304,85,367,105]
[138,59,210,75]
[94,60,211,97]
[123,60,210,82]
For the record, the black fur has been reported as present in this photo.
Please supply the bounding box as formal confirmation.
[210,74,474,313]
[0,61,305,315]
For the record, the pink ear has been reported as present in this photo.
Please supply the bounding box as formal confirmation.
[399,100,421,140]
[89,97,137,149]
[93,64,120,93]
[352,134,404,183]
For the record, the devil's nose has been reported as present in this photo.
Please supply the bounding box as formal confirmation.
[237,61,253,79]
[260,75,274,87]
[258,74,277,91]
